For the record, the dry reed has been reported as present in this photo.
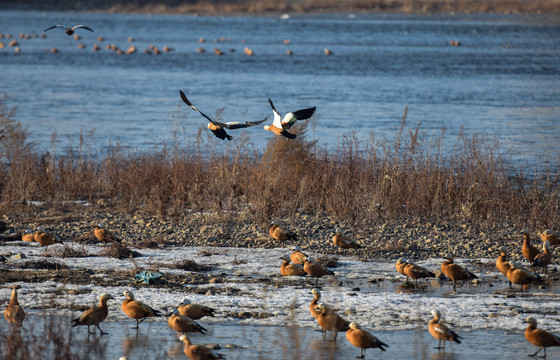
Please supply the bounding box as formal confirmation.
[1,99,559,232]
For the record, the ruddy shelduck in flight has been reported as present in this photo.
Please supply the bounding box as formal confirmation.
[180,90,268,141]
[43,25,93,36]
[264,98,316,139]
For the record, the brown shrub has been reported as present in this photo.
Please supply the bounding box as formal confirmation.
[171,259,211,272]
[98,243,141,259]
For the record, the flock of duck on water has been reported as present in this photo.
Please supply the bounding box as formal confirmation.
[5,222,560,359]
[2,22,559,360]
[0,23,334,57]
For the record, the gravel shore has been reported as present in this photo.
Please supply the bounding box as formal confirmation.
[0,202,536,262]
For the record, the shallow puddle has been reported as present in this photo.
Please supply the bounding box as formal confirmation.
[2,314,556,360]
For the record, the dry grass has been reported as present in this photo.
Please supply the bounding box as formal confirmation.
[171,259,211,272]
[1,99,559,232]
[41,244,89,258]
[97,243,141,259]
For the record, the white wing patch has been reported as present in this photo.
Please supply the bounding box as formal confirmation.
[282,112,295,124]
[272,109,283,128]
[435,327,445,334]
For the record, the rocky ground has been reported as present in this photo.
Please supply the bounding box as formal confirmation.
[1,202,550,291]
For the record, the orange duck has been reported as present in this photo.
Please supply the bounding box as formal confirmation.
[168,309,207,335]
[269,223,298,241]
[280,254,307,276]
[303,257,334,285]
[71,293,114,335]
[121,290,161,329]
[94,223,120,246]
[522,229,541,262]
[541,229,560,246]
[178,299,215,320]
[532,241,552,273]
[4,286,25,327]
[264,98,316,139]
[34,226,62,249]
[429,309,462,350]
[496,246,512,289]
[346,322,388,358]
[180,334,225,360]
[315,303,350,342]
[507,261,542,291]
[524,317,560,358]
[441,255,477,292]
[290,246,306,265]
[332,233,361,249]
[395,257,409,282]
[404,260,435,287]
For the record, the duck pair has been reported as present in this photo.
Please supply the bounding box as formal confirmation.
[180,90,315,141]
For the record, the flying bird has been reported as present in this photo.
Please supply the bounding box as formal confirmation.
[264,98,316,139]
[179,90,268,141]
[43,25,94,36]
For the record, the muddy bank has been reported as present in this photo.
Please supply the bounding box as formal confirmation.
[4,0,560,15]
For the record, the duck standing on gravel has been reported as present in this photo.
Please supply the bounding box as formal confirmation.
[440,255,477,292]
[332,233,361,249]
[541,229,560,246]
[94,223,120,246]
[428,309,462,351]
[122,290,161,329]
[522,229,541,262]
[34,226,62,249]
[4,285,25,327]
[71,293,114,335]
[532,241,552,273]
[269,223,298,241]
[524,316,560,358]
[346,322,388,358]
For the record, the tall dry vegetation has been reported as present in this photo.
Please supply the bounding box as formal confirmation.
[0,99,559,229]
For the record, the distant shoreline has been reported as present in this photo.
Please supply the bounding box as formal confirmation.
[4,0,560,15]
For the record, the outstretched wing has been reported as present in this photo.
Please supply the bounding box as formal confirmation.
[43,25,65,32]
[280,129,297,139]
[282,106,316,129]
[179,90,216,124]
[223,116,269,129]
[73,25,94,32]
[268,98,284,129]
[210,128,233,141]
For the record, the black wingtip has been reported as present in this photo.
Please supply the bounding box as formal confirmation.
[280,130,297,139]
[268,98,276,111]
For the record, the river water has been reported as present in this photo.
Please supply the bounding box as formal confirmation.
[1,10,559,169]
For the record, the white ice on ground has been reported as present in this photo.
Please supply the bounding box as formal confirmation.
[1,241,559,333]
